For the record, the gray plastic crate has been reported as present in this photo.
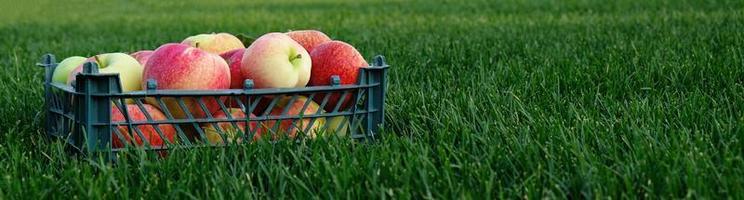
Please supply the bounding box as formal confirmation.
[38,53,389,158]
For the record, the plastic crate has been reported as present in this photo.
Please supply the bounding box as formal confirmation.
[38,53,389,158]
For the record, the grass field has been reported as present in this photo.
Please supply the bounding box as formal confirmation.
[1,0,744,198]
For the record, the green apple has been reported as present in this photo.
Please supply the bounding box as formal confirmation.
[67,53,144,92]
[241,33,312,88]
[51,56,86,84]
[325,116,349,137]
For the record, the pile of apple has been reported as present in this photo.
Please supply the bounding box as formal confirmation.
[51,30,368,148]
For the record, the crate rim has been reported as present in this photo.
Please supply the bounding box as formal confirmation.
[39,54,389,96]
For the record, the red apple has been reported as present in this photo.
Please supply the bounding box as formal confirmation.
[142,43,230,119]
[308,41,368,111]
[241,33,311,88]
[130,50,153,66]
[264,96,325,139]
[202,108,263,144]
[220,48,272,110]
[219,48,246,89]
[286,30,331,53]
[111,104,176,148]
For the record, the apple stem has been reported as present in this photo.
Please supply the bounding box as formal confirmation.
[94,55,101,65]
[195,42,200,48]
[290,54,302,61]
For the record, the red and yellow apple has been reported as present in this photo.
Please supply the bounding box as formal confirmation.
[111,104,176,148]
[286,30,331,53]
[264,96,325,139]
[241,33,311,88]
[130,50,153,66]
[202,108,263,144]
[325,116,350,137]
[223,95,277,116]
[219,48,246,89]
[142,43,230,119]
[66,53,144,92]
[181,33,245,55]
[308,41,368,111]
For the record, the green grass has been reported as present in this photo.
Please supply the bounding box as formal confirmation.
[1,0,744,198]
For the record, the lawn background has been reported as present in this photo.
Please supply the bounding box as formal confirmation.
[1,0,743,198]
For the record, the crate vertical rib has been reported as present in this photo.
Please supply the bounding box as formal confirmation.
[243,79,254,142]
[39,54,57,137]
[73,62,122,157]
[364,55,389,138]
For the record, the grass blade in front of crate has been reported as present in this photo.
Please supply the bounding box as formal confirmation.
[39,54,389,157]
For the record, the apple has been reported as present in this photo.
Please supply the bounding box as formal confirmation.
[130,50,153,66]
[219,48,246,89]
[142,43,231,119]
[222,95,277,116]
[220,48,259,109]
[202,108,263,144]
[285,30,331,53]
[264,96,325,139]
[217,48,285,112]
[241,33,311,88]
[111,104,176,148]
[325,116,350,137]
[52,56,87,84]
[308,41,368,111]
[181,32,245,55]
[66,53,144,92]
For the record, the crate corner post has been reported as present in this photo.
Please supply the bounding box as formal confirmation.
[72,62,122,160]
[39,54,57,137]
[364,55,389,139]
